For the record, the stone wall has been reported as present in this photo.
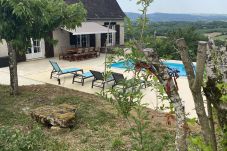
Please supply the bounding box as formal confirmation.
[52,28,71,57]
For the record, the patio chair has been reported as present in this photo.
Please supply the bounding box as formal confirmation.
[71,48,84,61]
[72,53,82,61]
[49,60,83,85]
[72,71,93,86]
[95,47,101,57]
[83,48,90,58]
[75,48,84,60]
[89,47,97,57]
[111,72,146,89]
[59,46,73,61]
[90,70,114,90]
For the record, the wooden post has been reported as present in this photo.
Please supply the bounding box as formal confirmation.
[176,39,213,147]
[204,40,227,132]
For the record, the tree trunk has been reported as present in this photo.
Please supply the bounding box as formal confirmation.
[204,41,227,132]
[204,78,227,132]
[168,87,187,151]
[142,49,187,151]
[224,46,227,82]
[207,99,217,151]
[7,41,19,95]
[176,39,213,147]
[191,91,212,144]
[159,64,187,151]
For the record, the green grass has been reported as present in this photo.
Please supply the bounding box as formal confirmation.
[198,28,227,34]
[214,34,227,41]
[0,84,175,151]
[0,126,68,151]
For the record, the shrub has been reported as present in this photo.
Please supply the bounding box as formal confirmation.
[214,39,226,47]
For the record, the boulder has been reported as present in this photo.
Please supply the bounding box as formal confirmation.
[31,104,77,128]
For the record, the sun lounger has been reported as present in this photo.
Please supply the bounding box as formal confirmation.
[49,60,83,85]
[90,70,114,90]
[72,71,93,86]
[111,72,146,89]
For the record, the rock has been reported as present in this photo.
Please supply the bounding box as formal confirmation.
[50,126,62,131]
[31,104,77,128]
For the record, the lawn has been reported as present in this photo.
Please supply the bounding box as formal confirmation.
[0,84,176,150]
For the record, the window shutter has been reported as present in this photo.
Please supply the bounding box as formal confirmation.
[101,33,107,47]
[90,34,96,47]
[115,25,120,45]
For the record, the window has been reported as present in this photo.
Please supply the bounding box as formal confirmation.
[73,35,90,48]
[108,25,115,46]
[76,36,81,47]
[27,39,41,54]
[33,39,41,53]
[81,35,87,47]
[108,33,113,45]
[27,47,32,54]
[104,22,116,46]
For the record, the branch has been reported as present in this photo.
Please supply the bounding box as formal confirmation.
[192,41,208,90]
[176,38,195,86]
[206,40,217,79]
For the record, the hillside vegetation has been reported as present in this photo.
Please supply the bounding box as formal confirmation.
[126,12,227,22]
[0,84,177,151]
[125,20,227,60]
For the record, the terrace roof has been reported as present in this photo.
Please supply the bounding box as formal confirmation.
[63,22,116,35]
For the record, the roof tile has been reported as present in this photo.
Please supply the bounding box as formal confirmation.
[65,0,126,20]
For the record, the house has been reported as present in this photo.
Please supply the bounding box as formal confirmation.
[0,0,125,67]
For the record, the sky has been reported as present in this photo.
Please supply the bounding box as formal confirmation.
[116,0,227,14]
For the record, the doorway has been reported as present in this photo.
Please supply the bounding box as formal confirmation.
[26,39,45,60]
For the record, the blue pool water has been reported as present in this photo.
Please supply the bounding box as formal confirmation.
[163,62,187,76]
[111,61,134,69]
[111,61,193,76]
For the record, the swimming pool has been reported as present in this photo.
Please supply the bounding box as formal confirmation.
[111,61,193,76]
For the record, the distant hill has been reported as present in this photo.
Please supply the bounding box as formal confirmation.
[125,12,227,22]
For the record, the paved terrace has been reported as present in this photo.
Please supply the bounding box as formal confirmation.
[0,54,197,118]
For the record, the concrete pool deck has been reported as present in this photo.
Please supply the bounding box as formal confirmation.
[0,54,197,118]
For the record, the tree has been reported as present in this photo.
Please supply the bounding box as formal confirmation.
[0,0,86,95]
[136,1,187,150]
[105,0,188,149]
[135,49,188,151]
[176,39,217,150]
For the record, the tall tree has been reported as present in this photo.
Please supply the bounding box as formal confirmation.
[122,0,188,150]
[0,0,86,95]
[176,39,217,150]
[135,49,188,151]
[136,1,187,150]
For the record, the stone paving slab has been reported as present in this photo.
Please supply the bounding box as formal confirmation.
[0,70,44,86]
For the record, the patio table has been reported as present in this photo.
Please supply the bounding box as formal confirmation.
[66,48,78,54]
